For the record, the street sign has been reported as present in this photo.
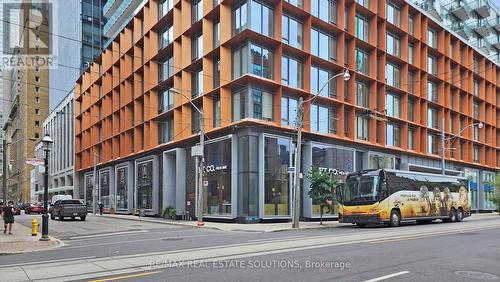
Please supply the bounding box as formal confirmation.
[287,167,295,173]
[25,158,44,166]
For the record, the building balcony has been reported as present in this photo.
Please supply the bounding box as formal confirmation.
[449,1,470,21]
[451,22,470,40]
[490,19,500,33]
[469,0,490,18]
[103,0,119,18]
[474,20,491,38]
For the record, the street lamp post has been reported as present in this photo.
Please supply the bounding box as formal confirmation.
[40,133,53,241]
[441,116,483,175]
[170,89,205,227]
[292,69,350,229]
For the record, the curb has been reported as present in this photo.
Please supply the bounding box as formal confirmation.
[0,237,64,254]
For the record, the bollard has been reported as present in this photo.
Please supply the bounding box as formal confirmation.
[31,218,38,236]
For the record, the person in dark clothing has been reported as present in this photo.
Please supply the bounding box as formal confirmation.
[2,201,15,235]
[98,201,104,215]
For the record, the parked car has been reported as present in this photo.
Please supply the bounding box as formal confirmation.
[13,206,21,215]
[25,204,44,214]
[50,200,87,221]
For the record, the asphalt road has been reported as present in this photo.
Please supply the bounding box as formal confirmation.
[1,214,500,282]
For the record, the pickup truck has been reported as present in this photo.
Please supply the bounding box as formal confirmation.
[50,200,87,221]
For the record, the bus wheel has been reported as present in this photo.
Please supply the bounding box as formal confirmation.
[456,208,464,222]
[443,208,456,223]
[389,210,401,227]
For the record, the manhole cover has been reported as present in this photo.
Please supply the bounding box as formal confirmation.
[161,237,183,241]
[454,271,498,280]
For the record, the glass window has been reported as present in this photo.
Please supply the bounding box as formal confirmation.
[233,87,273,121]
[250,0,274,36]
[282,14,303,49]
[385,63,400,88]
[408,16,414,35]
[192,106,202,133]
[214,58,220,88]
[191,69,203,97]
[191,33,203,61]
[408,71,414,94]
[386,33,401,58]
[428,28,437,48]
[311,65,337,97]
[427,80,438,102]
[356,80,369,108]
[264,137,294,216]
[311,0,337,24]
[213,20,220,48]
[158,88,175,113]
[386,123,400,147]
[310,104,337,134]
[137,161,153,210]
[159,23,174,49]
[282,55,303,88]
[232,1,248,34]
[192,0,203,23]
[356,0,369,8]
[474,80,479,96]
[427,55,437,75]
[473,145,480,162]
[251,43,273,78]
[159,0,174,18]
[311,28,337,61]
[427,107,438,129]
[159,56,174,81]
[203,139,232,215]
[427,133,438,154]
[408,44,414,64]
[355,14,369,42]
[386,2,401,27]
[385,92,400,118]
[281,96,298,127]
[286,0,304,8]
[473,101,479,119]
[159,118,174,143]
[356,114,369,140]
[408,129,414,150]
[408,99,414,122]
[355,48,369,75]
[238,135,259,217]
[213,95,221,127]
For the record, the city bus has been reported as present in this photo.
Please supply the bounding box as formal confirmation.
[338,169,470,227]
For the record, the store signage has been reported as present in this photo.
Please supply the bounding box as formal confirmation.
[204,165,227,173]
[318,167,349,175]
[25,158,44,166]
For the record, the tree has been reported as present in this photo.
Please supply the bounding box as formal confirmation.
[306,166,336,224]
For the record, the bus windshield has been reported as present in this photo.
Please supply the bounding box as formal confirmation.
[342,175,380,205]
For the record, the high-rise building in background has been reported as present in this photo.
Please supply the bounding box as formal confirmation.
[102,0,147,47]
[77,0,500,220]
[414,0,500,63]
[3,0,50,203]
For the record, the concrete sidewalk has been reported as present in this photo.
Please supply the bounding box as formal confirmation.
[0,220,63,254]
[101,214,342,232]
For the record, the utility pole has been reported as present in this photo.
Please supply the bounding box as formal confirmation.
[441,116,446,175]
[292,97,304,229]
[93,153,97,215]
[197,116,205,227]
[3,140,7,207]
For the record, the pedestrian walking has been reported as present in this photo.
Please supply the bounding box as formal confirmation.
[2,201,15,235]
[98,201,104,215]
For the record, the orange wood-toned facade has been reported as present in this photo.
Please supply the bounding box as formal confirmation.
[75,0,500,173]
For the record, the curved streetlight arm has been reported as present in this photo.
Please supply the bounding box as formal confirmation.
[444,122,483,142]
[171,88,204,117]
[303,69,350,104]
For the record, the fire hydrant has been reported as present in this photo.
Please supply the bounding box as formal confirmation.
[31,218,38,236]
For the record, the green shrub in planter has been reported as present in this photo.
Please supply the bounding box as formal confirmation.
[163,206,176,219]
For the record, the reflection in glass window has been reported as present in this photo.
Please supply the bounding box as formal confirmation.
[386,2,401,27]
[286,0,303,8]
[158,88,175,113]
[264,137,294,216]
[159,0,174,18]
[282,14,303,49]
[427,133,438,154]
[191,69,203,97]
[311,28,337,61]
[356,81,369,108]
[427,107,438,129]
[233,87,273,121]
[158,118,174,143]
[281,96,298,127]
[192,0,203,23]
[386,33,400,57]
[191,33,203,61]
[385,63,400,88]
[355,14,369,42]
[232,1,248,34]
[428,28,437,48]
[355,48,369,75]
[281,55,303,88]
[356,114,369,141]
[232,43,273,79]
[250,0,273,36]
[159,24,173,49]
[159,56,174,81]
[427,80,438,102]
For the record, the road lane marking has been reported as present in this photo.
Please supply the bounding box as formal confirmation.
[69,230,148,240]
[248,235,304,242]
[0,256,97,268]
[87,271,161,282]
[362,271,410,282]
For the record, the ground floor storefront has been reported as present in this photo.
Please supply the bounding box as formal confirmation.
[77,127,498,222]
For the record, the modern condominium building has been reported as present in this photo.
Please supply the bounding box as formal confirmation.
[76,0,499,222]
